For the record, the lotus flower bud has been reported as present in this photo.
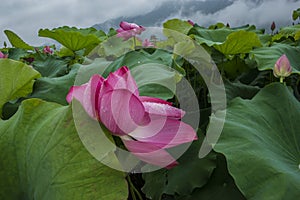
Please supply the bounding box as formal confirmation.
[271,21,276,32]
[273,54,292,82]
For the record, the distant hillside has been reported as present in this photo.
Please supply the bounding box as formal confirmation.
[93,0,233,31]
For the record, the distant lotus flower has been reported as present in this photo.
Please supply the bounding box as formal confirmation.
[271,21,276,32]
[67,66,197,168]
[273,54,292,82]
[43,46,53,54]
[142,39,155,47]
[187,20,194,26]
[116,21,145,41]
[0,51,8,58]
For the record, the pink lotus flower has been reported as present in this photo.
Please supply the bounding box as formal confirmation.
[0,51,8,58]
[142,39,155,47]
[117,21,145,41]
[67,66,197,168]
[43,46,53,54]
[273,54,292,82]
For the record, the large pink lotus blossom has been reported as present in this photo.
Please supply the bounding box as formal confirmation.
[116,21,145,41]
[67,66,197,169]
[0,51,8,58]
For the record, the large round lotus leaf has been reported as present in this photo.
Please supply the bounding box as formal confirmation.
[39,26,106,55]
[0,59,41,116]
[142,136,217,200]
[214,30,262,56]
[4,30,34,50]
[249,43,300,74]
[0,99,128,200]
[212,83,300,200]
[163,19,193,35]
[272,24,300,41]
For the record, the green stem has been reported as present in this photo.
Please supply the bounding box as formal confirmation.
[280,77,284,83]
[127,175,143,200]
[133,36,137,50]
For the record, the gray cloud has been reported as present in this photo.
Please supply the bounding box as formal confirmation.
[0,0,168,45]
[0,0,299,46]
[170,0,299,30]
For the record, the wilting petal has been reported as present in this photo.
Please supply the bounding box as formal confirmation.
[98,88,149,135]
[66,74,103,119]
[122,138,178,169]
[129,118,197,149]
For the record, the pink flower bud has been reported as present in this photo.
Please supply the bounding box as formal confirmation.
[187,20,194,26]
[271,21,276,31]
[273,54,292,79]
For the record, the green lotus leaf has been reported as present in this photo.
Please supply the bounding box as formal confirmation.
[292,8,300,20]
[32,54,69,77]
[257,34,272,46]
[208,22,226,29]
[210,79,260,108]
[190,25,260,48]
[0,99,128,200]
[214,30,262,56]
[99,36,133,58]
[191,28,231,47]
[272,24,300,41]
[30,64,79,105]
[249,43,300,74]
[7,48,29,61]
[142,135,217,199]
[163,18,193,34]
[4,30,34,50]
[212,83,300,200]
[230,24,261,33]
[0,59,41,116]
[39,26,106,55]
[177,154,246,200]
[217,56,252,79]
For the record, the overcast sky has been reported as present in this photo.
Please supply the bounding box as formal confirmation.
[0,0,299,46]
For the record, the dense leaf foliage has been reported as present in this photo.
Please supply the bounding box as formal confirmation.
[0,7,299,200]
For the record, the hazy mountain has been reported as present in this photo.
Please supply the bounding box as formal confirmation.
[93,0,234,31]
